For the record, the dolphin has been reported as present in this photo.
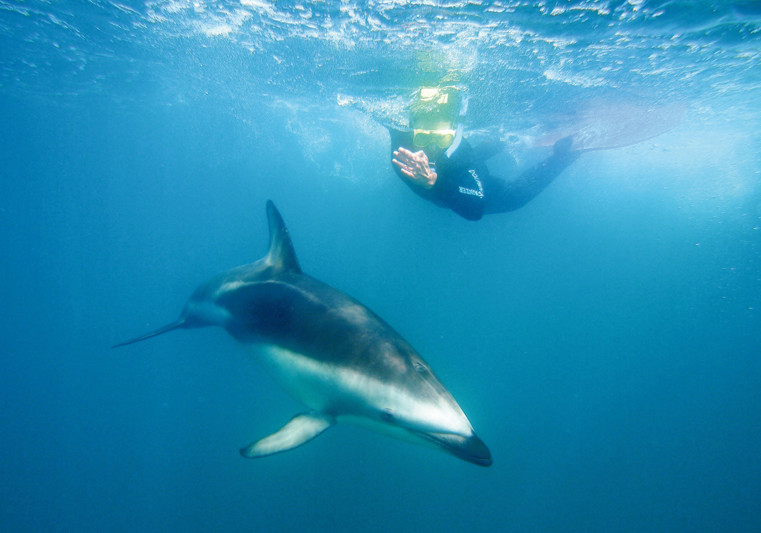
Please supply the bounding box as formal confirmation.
[114,201,491,467]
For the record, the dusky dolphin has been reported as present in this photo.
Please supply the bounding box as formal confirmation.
[114,201,491,467]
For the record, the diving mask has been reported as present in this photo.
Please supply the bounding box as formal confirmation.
[413,128,456,149]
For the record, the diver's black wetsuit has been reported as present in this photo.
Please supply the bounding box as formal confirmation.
[390,129,579,221]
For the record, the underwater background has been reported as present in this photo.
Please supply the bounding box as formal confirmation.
[1,1,760,531]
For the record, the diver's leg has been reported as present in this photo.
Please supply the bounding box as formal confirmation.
[483,137,579,214]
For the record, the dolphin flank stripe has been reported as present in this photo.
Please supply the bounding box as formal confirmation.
[259,345,473,437]
[113,200,491,467]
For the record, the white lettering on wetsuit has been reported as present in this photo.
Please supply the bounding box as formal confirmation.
[458,169,484,197]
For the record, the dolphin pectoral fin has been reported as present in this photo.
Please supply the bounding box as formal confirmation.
[240,412,335,458]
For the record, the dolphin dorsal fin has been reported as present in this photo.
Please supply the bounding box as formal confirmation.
[265,200,301,274]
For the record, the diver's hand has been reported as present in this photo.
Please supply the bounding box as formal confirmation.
[392,147,437,188]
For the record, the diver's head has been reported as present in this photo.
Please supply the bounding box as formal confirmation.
[409,86,464,157]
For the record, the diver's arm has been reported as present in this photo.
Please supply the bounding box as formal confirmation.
[389,129,435,185]
[392,147,437,188]
[388,129,484,220]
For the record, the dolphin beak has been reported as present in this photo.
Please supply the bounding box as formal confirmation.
[112,319,186,348]
[458,433,493,467]
[421,431,493,467]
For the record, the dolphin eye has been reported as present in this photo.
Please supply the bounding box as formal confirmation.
[381,409,394,422]
[413,361,427,373]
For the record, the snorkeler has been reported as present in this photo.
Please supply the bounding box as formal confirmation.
[390,86,579,221]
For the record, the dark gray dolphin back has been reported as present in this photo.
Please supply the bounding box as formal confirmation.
[266,200,301,274]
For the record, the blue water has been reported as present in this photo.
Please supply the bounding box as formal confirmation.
[2,1,760,531]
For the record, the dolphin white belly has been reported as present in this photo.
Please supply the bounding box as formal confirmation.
[256,344,473,437]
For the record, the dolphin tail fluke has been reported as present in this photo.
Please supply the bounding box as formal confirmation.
[112,319,187,348]
[240,411,334,458]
